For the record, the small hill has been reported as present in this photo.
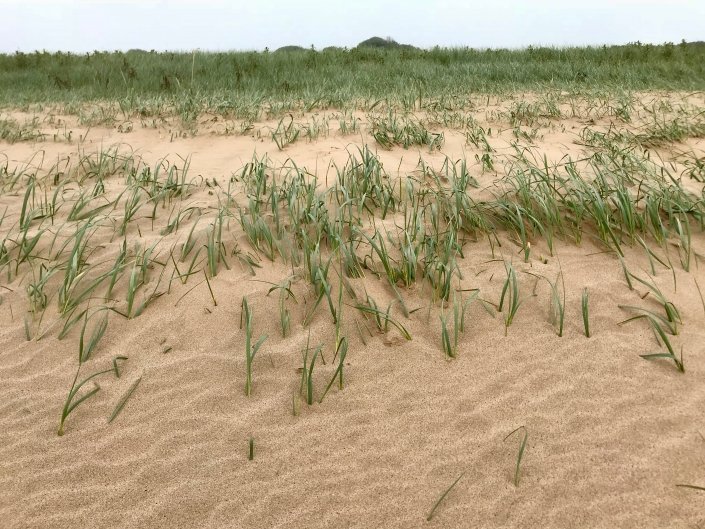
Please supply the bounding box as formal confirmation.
[356,37,417,50]
[274,45,308,53]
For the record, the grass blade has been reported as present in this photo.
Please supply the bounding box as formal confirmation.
[108,375,142,423]
[582,287,590,337]
[426,471,466,522]
[504,426,528,487]
[676,484,705,492]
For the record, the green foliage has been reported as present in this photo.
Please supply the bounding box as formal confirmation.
[582,288,590,338]
[504,426,528,487]
[241,297,268,396]
[2,44,704,109]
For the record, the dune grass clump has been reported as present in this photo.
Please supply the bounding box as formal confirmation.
[619,272,681,336]
[504,426,528,487]
[499,262,523,335]
[58,356,127,436]
[299,330,322,407]
[319,334,347,403]
[370,111,444,150]
[320,280,349,402]
[546,271,565,337]
[263,278,297,338]
[0,116,45,143]
[639,318,685,373]
[271,115,301,150]
[582,287,590,337]
[354,294,412,341]
[240,297,268,396]
[440,297,460,359]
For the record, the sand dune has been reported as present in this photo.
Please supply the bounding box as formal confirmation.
[1,95,704,528]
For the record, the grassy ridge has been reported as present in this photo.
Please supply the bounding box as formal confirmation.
[1,43,704,106]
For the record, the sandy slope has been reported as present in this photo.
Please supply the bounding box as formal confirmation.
[1,99,705,528]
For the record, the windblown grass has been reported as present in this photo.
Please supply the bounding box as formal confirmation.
[504,426,529,487]
[241,297,268,396]
[426,471,466,522]
[0,81,702,445]
[2,43,704,110]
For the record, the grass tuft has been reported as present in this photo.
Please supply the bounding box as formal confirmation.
[241,297,268,396]
[504,426,528,487]
[581,287,590,337]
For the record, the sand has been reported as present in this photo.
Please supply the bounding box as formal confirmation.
[1,95,704,528]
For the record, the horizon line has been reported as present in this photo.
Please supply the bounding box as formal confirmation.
[2,39,701,55]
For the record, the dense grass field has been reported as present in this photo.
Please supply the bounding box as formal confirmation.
[1,42,704,109]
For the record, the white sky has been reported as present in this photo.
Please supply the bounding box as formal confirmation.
[1,0,703,53]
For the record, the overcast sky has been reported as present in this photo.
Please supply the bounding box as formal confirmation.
[1,0,703,53]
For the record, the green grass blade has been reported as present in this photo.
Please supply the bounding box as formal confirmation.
[581,287,590,337]
[108,375,142,423]
[504,426,528,487]
[426,471,466,522]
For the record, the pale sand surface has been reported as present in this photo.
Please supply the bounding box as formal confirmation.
[1,95,704,528]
